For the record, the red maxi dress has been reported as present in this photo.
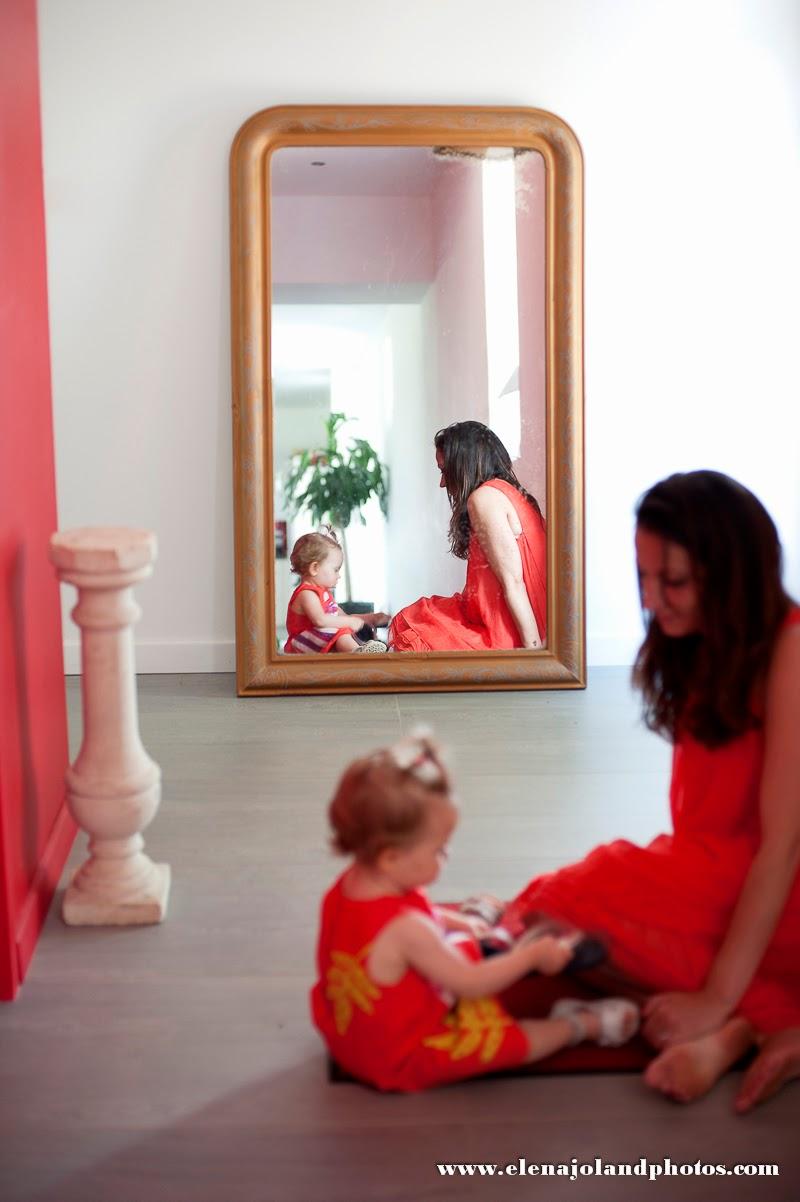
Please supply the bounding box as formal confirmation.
[311,872,530,1091]
[503,609,800,1034]
[389,479,546,652]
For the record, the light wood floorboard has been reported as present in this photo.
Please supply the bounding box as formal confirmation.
[1,672,797,1200]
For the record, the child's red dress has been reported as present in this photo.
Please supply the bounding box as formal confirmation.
[503,607,800,1034]
[284,582,351,654]
[311,873,530,1091]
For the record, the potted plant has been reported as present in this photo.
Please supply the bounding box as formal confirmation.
[282,412,389,609]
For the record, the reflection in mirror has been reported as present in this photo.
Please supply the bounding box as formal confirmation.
[270,145,546,654]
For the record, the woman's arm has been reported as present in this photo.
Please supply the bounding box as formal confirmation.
[644,622,800,1046]
[467,488,542,648]
[386,912,571,999]
[291,590,363,632]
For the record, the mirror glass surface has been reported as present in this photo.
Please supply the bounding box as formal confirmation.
[270,145,546,652]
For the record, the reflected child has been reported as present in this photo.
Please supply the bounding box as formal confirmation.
[284,529,389,655]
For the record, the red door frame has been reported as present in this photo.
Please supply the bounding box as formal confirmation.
[0,0,75,1001]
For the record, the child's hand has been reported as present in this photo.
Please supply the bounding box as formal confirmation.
[347,615,367,632]
[526,935,574,975]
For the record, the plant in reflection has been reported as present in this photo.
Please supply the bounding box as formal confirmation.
[283,412,389,602]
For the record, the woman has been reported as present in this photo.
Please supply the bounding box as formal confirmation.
[389,421,546,652]
[501,470,800,1106]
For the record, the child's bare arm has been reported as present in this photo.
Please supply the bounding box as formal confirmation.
[396,912,572,998]
[360,611,391,627]
[292,591,363,632]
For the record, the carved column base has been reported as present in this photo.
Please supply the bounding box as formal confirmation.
[50,526,172,929]
[63,862,171,926]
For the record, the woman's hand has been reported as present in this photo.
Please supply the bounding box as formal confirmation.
[369,611,391,627]
[643,989,732,1047]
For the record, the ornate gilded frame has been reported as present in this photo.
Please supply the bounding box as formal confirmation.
[230,105,584,696]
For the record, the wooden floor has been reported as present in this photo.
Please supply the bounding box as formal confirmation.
[2,672,798,1201]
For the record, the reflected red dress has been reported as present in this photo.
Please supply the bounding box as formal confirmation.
[284,582,351,654]
[389,479,546,652]
[310,872,529,1091]
[503,609,800,1034]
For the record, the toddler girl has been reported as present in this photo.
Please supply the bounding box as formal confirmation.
[284,529,389,654]
[311,731,639,1091]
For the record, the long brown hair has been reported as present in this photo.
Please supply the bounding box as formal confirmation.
[633,470,792,746]
[434,421,543,559]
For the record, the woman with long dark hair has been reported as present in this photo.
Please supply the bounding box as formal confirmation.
[499,470,800,1106]
[389,421,546,651]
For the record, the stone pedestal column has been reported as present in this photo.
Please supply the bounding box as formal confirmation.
[49,528,170,925]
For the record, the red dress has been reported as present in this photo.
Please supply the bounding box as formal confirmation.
[389,479,546,652]
[503,609,800,1034]
[310,872,529,1091]
[284,582,351,654]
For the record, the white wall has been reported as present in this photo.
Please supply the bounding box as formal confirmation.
[38,0,800,671]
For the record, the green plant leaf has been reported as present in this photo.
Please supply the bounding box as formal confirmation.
[282,412,390,531]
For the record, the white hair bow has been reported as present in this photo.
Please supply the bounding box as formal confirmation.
[387,725,446,785]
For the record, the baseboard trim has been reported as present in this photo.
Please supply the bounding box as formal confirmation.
[63,640,237,675]
[15,800,77,990]
[63,637,633,674]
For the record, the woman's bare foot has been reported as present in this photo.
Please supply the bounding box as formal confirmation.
[734,1029,800,1114]
[644,1017,753,1103]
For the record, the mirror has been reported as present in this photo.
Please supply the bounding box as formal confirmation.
[231,106,584,696]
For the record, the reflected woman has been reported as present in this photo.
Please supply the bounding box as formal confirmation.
[389,421,546,652]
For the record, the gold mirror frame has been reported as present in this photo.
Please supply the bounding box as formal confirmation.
[230,105,584,696]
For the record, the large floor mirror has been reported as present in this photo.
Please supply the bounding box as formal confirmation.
[230,106,584,696]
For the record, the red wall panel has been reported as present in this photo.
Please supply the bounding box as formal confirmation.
[0,0,75,1000]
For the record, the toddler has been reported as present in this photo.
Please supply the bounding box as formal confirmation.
[284,529,389,654]
[311,731,639,1091]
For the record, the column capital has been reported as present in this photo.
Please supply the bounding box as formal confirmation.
[49,527,157,589]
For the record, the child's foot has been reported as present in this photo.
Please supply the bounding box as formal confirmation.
[356,640,387,653]
[644,1017,752,1104]
[550,997,640,1046]
[734,1028,800,1114]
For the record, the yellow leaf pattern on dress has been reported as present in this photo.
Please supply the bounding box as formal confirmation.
[423,997,512,1064]
[325,946,382,1035]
